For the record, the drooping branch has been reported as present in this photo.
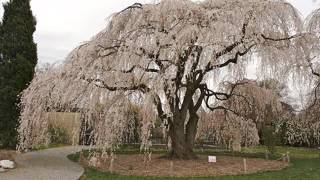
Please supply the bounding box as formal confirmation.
[85,78,150,93]
[203,12,253,73]
[202,81,250,116]
[207,105,243,116]
[261,34,301,42]
[153,93,166,120]
[214,12,252,59]
[308,56,320,77]
[304,56,320,108]
[117,3,143,15]
[202,81,248,101]
[308,81,320,109]
[97,44,121,57]
[209,43,256,71]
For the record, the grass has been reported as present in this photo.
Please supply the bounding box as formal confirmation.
[242,146,320,159]
[32,143,68,151]
[68,146,320,180]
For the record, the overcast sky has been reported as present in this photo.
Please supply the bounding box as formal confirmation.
[0,0,319,64]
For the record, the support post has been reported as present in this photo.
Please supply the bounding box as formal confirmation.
[265,150,269,160]
[243,158,247,173]
[170,161,174,177]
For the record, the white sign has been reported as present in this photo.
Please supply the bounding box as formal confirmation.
[208,156,216,163]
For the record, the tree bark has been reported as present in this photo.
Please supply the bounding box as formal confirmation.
[185,113,199,154]
[167,112,198,159]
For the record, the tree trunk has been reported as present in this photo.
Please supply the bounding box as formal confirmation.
[167,113,199,159]
[185,113,199,153]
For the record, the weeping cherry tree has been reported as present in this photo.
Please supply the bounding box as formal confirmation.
[19,0,306,159]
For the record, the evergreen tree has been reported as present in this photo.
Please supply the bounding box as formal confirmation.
[0,0,37,149]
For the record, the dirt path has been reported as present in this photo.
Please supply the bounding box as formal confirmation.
[0,146,84,180]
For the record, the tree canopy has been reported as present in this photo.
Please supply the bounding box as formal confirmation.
[18,0,310,158]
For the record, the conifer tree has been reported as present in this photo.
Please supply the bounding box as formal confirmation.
[0,0,37,148]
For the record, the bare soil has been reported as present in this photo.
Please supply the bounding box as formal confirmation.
[0,150,16,161]
[83,154,289,177]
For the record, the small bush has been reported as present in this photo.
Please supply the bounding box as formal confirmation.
[262,125,278,154]
[48,125,70,145]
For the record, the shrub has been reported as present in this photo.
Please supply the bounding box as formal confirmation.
[48,125,70,145]
[262,125,278,154]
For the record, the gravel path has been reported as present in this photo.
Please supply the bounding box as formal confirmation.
[0,146,85,180]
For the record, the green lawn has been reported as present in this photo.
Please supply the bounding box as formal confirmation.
[32,143,68,151]
[69,146,320,180]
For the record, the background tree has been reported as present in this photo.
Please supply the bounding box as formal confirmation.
[19,0,306,159]
[0,0,37,149]
[196,79,290,149]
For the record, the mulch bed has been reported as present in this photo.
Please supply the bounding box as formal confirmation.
[82,154,289,177]
[0,150,16,161]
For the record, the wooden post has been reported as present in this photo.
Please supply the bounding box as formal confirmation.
[243,158,247,173]
[143,153,147,164]
[286,151,290,163]
[79,151,84,163]
[282,154,286,163]
[148,151,152,162]
[170,161,174,177]
[109,153,114,173]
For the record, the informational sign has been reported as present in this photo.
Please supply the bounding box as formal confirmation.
[208,156,217,163]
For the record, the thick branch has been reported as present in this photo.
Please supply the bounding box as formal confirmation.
[85,78,150,93]
[214,14,251,59]
[202,81,248,101]
[153,93,170,123]
[213,44,255,69]
[121,65,159,73]
[202,81,251,117]
[204,14,252,73]
[261,34,300,42]
[194,88,206,111]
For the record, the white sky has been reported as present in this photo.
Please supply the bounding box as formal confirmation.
[0,0,319,64]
